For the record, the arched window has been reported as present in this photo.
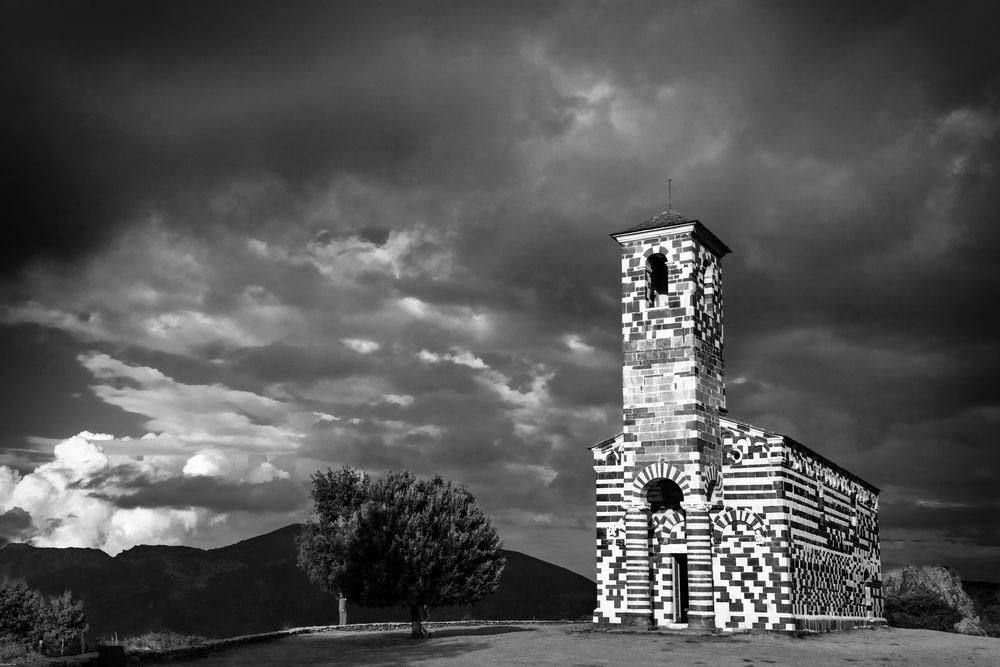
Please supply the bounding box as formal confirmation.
[704,260,716,305]
[645,254,669,307]
[646,478,684,512]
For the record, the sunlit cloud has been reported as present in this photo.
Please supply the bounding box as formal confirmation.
[418,348,489,369]
[79,352,309,453]
[341,338,381,354]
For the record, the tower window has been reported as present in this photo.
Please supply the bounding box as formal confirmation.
[645,254,669,307]
[704,261,716,305]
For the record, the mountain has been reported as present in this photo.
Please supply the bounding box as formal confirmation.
[0,525,595,639]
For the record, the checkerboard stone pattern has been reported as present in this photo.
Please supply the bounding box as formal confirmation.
[591,212,884,632]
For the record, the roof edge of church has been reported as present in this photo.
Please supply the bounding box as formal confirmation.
[722,415,880,493]
[782,435,882,494]
[587,433,624,450]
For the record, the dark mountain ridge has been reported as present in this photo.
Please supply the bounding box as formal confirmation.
[0,525,595,639]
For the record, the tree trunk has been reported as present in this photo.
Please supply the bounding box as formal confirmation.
[410,604,426,639]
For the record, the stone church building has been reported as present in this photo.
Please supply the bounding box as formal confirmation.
[591,210,884,632]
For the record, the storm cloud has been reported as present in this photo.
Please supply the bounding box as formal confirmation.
[1,0,998,579]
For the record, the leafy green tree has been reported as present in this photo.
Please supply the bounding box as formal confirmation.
[39,591,88,655]
[0,580,87,656]
[297,467,505,638]
[0,580,42,644]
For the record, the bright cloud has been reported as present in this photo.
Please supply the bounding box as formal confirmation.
[418,348,489,369]
[0,431,301,554]
[79,352,308,454]
[1,221,309,357]
[399,298,492,339]
[341,338,381,354]
[0,432,203,553]
[249,221,454,285]
[562,333,595,355]
[182,449,290,483]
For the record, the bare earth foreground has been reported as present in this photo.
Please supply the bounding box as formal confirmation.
[165,623,1000,666]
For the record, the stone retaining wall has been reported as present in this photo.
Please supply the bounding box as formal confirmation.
[22,620,589,665]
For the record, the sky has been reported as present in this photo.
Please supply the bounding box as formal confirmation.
[1,0,998,582]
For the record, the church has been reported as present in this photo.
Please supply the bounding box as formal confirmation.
[590,210,884,632]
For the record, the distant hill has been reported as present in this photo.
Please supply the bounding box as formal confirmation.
[0,525,595,639]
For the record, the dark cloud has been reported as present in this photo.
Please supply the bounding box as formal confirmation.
[228,341,373,385]
[0,0,569,277]
[1,0,999,579]
[0,324,148,450]
[109,476,306,514]
[548,364,618,409]
[0,507,34,547]
[68,462,153,491]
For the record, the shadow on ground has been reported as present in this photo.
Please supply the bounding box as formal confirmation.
[291,634,487,665]
[426,625,535,639]
[301,626,538,665]
[170,627,539,665]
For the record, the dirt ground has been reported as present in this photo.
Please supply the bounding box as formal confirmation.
[165,623,1000,666]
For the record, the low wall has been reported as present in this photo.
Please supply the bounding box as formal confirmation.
[22,620,589,666]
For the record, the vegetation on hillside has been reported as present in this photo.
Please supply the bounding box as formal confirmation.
[885,588,963,631]
[297,467,505,638]
[963,581,1000,637]
[0,579,87,660]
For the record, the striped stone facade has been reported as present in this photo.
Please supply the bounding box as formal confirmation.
[591,211,883,632]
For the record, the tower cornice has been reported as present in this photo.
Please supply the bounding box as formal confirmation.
[611,219,732,258]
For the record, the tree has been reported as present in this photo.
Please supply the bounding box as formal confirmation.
[0,580,88,656]
[39,591,88,655]
[0,580,41,645]
[297,467,505,638]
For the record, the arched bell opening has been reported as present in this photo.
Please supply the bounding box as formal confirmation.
[645,253,669,307]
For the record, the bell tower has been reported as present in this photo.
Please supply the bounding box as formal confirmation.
[611,209,730,629]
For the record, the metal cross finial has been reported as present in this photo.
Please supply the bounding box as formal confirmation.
[668,178,672,210]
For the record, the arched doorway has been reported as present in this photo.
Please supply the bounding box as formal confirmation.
[646,479,688,624]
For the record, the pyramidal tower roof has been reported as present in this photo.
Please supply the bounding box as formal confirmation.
[612,208,731,256]
[615,208,697,235]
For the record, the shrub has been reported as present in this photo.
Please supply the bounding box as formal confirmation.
[981,593,1000,637]
[119,631,210,651]
[885,588,962,632]
[0,639,45,664]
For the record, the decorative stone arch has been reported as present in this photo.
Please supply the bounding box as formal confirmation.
[713,508,769,545]
[704,463,722,502]
[651,508,687,545]
[641,245,671,259]
[722,430,769,464]
[721,429,742,465]
[631,462,691,500]
[652,508,685,533]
